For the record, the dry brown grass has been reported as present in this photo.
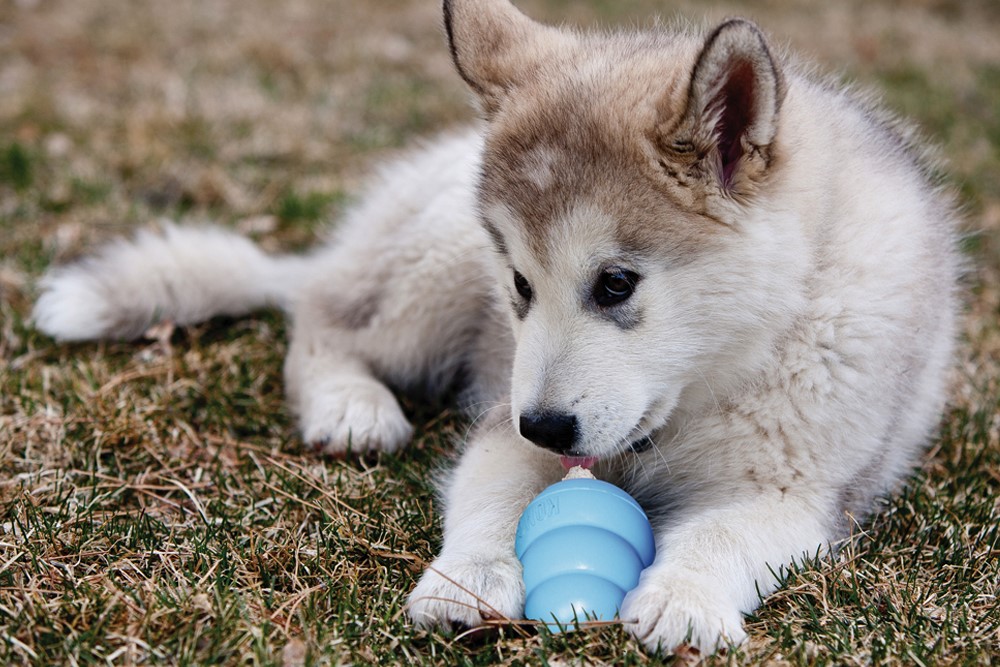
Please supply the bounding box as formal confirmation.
[1,0,998,665]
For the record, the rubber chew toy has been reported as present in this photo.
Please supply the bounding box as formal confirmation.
[514,466,655,630]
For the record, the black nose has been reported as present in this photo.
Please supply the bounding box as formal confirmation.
[518,412,578,453]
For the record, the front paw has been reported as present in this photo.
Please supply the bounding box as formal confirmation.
[407,553,525,630]
[620,568,747,656]
[299,378,413,455]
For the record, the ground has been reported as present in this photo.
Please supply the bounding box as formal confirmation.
[0,0,998,664]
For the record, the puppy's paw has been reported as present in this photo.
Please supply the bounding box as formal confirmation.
[300,377,413,455]
[407,553,525,630]
[620,568,747,656]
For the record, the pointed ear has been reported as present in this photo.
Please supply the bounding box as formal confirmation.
[662,19,785,195]
[443,0,571,115]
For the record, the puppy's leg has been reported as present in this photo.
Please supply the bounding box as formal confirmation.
[621,493,829,655]
[284,229,493,454]
[408,422,561,627]
[284,318,415,454]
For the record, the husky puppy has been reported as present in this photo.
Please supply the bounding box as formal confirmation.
[33,0,960,654]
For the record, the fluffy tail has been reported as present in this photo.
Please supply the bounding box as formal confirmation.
[33,223,312,341]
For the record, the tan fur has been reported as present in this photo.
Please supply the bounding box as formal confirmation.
[444,0,574,115]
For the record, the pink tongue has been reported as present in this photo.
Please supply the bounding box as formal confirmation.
[560,455,598,471]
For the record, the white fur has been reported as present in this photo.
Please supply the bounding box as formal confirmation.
[33,223,311,341]
[33,5,960,657]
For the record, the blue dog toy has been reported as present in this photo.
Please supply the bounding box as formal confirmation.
[514,467,655,630]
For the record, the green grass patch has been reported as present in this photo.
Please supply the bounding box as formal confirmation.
[274,190,345,226]
[0,143,33,191]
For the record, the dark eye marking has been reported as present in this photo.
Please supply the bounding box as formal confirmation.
[513,270,533,302]
[482,219,508,257]
[510,269,532,320]
[593,268,640,308]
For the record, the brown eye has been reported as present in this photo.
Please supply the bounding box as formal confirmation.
[594,268,639,307]
[513,270,533,302]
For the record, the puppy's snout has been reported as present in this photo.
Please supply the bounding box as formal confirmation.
[518,411,578,453]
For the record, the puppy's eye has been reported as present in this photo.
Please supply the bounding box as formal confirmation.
[513,270,533,302]
[594,268,639,307]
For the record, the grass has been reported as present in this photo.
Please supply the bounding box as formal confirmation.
[1,0,998,664]
[0,143,33,191]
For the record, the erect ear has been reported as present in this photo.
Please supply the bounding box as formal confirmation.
[443,0,573,116]
[662,19,785,196]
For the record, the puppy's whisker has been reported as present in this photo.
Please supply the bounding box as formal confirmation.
[692,365,724,419]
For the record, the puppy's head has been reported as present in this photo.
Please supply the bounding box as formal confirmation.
[446,0,795,461]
